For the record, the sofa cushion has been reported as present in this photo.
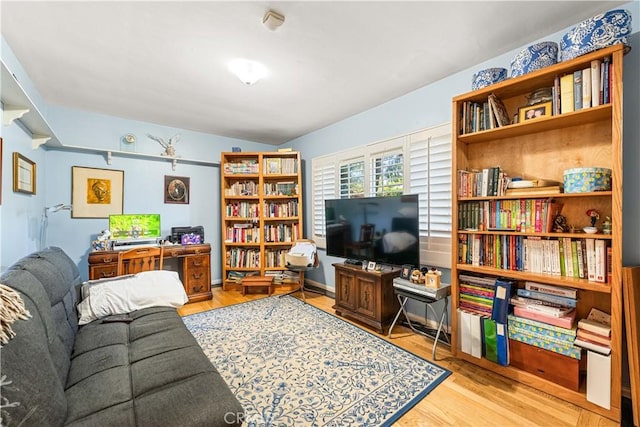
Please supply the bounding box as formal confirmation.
[0,290,67,426]
[65,307,244,426]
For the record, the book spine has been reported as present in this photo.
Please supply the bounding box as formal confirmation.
[573,70,583,110]
[582,67,592,109]
[591,59,601,107]
[524,281,577,298]
[513,306,575,329]
[560,73,574,114]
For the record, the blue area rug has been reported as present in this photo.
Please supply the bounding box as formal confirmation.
[183,296,450,426]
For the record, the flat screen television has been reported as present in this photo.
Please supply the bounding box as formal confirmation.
[324,194,420,267]
[109,214,161,241]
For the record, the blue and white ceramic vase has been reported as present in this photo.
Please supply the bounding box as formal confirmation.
[471,67,508,90]
[560,9,632,61]
[510,41,558,78]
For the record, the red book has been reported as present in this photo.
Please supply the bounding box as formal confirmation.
[514,306,576,329]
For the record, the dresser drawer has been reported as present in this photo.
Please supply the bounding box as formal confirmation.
[89,264,118,280]
[184,254,210,269]
[509,339,581,391]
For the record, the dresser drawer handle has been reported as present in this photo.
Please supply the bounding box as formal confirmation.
[192,273,202,279]
[101,271,116,278]
[104,257,113,263]
[192,261,203,267]
[193,286,203,292]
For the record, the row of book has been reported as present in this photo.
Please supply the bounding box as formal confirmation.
[459,93,511,134]
[225,248,261,268]
[264,248,290,268]
[458,198,563,233]
[224,160,259,175]
[557,57,612,115]
[458,234,610,283]
[264,200,299,218]
[457,167,508,198]
[224,224,260,243]
[264,223,300,243]
[264,157,298,175]
[263,182,298,196]
[264,270,300,285]
[225,201,259,218]
[224,181,259,197]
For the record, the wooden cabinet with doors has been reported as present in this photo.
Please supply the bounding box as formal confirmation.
[332,263,400,333]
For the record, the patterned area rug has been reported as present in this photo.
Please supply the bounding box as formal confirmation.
[183,296,450,426]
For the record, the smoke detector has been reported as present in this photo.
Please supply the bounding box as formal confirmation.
[263,10,285,31]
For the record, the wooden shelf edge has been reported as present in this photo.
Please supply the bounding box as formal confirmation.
[455,264,612,293]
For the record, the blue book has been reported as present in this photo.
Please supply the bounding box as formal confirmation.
[491,279,515,324]
[496,322,509,366]
[516,288,577,308]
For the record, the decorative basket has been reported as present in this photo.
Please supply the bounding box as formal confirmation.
[560,9,632,61]
[472,67,508,90]
[510,41,558,78]
[563,167,612,193]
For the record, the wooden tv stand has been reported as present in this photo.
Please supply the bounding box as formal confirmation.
[332,263,400,334]
[88,243,211,303]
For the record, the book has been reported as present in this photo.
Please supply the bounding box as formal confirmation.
[573,70,583,110]
[483,318,499,363]
[595,239,606,283]
[574,336,611,355]
[510,296,574,317]
[496,322,509,366]
[488,93,511,127]
[577,328,611,346]
[560,73,574,113]
[491,279,514,324]
[507,314,577,338]
[505,185,562,196]
[514,306,576,329]
[516,288,576,308]
[582,67,592,109]
[590,59,601,107]
[524,281,577,298]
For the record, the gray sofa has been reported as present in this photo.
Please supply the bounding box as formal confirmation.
[0,247,244,426]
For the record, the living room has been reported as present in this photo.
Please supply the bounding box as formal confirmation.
[2,2,640,426]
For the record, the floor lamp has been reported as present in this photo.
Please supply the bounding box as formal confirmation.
[39,204,72,250]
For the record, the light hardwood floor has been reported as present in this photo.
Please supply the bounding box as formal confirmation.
[178,286,619,426]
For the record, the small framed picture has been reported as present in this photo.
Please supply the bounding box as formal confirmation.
[367,261,376,271]
[164,175,190,204]
[518,101,552,122]
[13,152,36,195]
[400,264,413,280]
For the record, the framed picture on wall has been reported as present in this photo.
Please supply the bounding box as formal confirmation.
[164,175,190,204]
[12,152,36,195]
[72,166,124,218]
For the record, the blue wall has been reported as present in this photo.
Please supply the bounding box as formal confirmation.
[2,3,639,291]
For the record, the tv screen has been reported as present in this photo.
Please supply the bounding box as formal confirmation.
[325,195,420,267]
[109,214,161,241]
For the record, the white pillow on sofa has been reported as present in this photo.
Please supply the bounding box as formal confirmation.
[77,270,188,325]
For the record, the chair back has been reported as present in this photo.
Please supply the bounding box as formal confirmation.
[360,224,375,242]
[117,246,164,275]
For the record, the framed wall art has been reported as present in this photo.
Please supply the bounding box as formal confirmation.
[72,166,124,218]
[164,175,190,204]
[13,152,36,195]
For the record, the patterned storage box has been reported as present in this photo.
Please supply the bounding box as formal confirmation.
[563,167,612,193]
[471,67,508,90]
[510,41,558,78]
[560,9,632,61]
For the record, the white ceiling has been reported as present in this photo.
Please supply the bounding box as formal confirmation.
[1,1,626,145]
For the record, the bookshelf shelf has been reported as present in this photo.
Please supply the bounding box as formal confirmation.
[451,44,625,421]
[221,151,303,288]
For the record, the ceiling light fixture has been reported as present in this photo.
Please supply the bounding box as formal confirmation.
[263,10,285,31]
[228,58,267,86]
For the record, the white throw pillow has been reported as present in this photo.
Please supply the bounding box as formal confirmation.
[77,270,188,325]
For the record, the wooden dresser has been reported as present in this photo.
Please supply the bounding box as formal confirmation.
[88,243,212,303]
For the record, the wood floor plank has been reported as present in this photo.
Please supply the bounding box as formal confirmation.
[178,287,616,426]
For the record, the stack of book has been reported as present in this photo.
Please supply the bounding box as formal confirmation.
[574,307,611,355]
[458,274,496,316]
[510,282,577,329]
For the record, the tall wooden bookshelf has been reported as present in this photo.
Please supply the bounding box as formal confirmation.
[451,44,624,421]
[221,151,302,289]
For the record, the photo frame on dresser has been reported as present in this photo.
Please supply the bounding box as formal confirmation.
[72,166,124,218]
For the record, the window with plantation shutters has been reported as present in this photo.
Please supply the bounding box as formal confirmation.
[408,124,452,267]
[311,123,451,268]
[339,159,365,199]
[312,158,336,245]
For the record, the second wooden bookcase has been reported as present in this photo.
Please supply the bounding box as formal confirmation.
[451,45,624,421]
[221,151,303,289]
